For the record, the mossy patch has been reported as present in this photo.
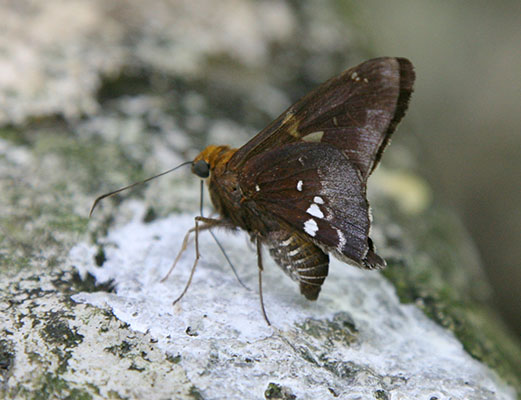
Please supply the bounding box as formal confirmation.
[41,311,84,348]
[31,373,93,400]
[0,121,156,277]
[0,126,32,146]
[71,271,115,293]
[188,385,204,400]
[0,338,14,381]
[32,132,149,194]
[94,246,107,266]
[143,206,158,223]
[297,312,358,347]
[374,389,390,400]
[105,341,133,358]
[321,360,361,381]
[380,203,521,393]
[264,382,296,400]
[166,353,182,364]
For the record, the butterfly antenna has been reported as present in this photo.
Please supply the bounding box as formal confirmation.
[89,161,192,217]
[199,180,250,290]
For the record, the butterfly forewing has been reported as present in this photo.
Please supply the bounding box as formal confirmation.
[239,142,379,268]
[229,57,414,180]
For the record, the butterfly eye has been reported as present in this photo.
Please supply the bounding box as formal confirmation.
[192,160,210,178]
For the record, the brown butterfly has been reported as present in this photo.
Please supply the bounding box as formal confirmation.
[91,57,415,324]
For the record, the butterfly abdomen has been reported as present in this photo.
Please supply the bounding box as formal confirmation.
[266,230,329,300]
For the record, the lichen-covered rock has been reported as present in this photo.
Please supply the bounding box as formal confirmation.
[1,1,520,399]
[68,207,516,399]
[0,269,193,399]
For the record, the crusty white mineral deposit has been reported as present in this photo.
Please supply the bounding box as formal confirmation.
[71,203,515,400]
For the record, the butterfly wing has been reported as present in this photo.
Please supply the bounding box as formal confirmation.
[239,142,384,269]
[229,57,415,180]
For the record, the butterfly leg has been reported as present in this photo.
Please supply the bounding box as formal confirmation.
[171,218,204,305]
[161,220,212,283]
[161,216,233,283]
[172,216,241,304]
[256,237,271,326]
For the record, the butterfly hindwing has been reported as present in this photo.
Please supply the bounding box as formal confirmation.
[229,57,415,179]
[239,142,383,268]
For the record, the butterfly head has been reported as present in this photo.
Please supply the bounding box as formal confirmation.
[192,145,236,178]
[192,159,210,178]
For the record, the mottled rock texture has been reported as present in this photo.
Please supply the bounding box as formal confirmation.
[1,1,520,399]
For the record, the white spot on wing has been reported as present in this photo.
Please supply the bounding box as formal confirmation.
[304,219,318,237]
[313,196,324,204]
[255,185,260,192]
[306,204,324,218]
[297,180,303,191]
[302,131,324,142]
[368,207,374,235]
[335,228,346,252]
[350,71,358,80]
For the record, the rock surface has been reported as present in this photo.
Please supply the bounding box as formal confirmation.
[1,1,520,399]
[69,206,514,399]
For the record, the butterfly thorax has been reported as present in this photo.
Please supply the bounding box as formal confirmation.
[194,145,283,235]
[193,145,235,170]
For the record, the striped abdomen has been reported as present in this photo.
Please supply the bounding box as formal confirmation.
[266,231,329,300]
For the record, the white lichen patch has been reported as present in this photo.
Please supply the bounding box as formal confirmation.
[69,203,515,399]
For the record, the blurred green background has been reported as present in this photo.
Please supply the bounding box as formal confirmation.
[357,0,521,337]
